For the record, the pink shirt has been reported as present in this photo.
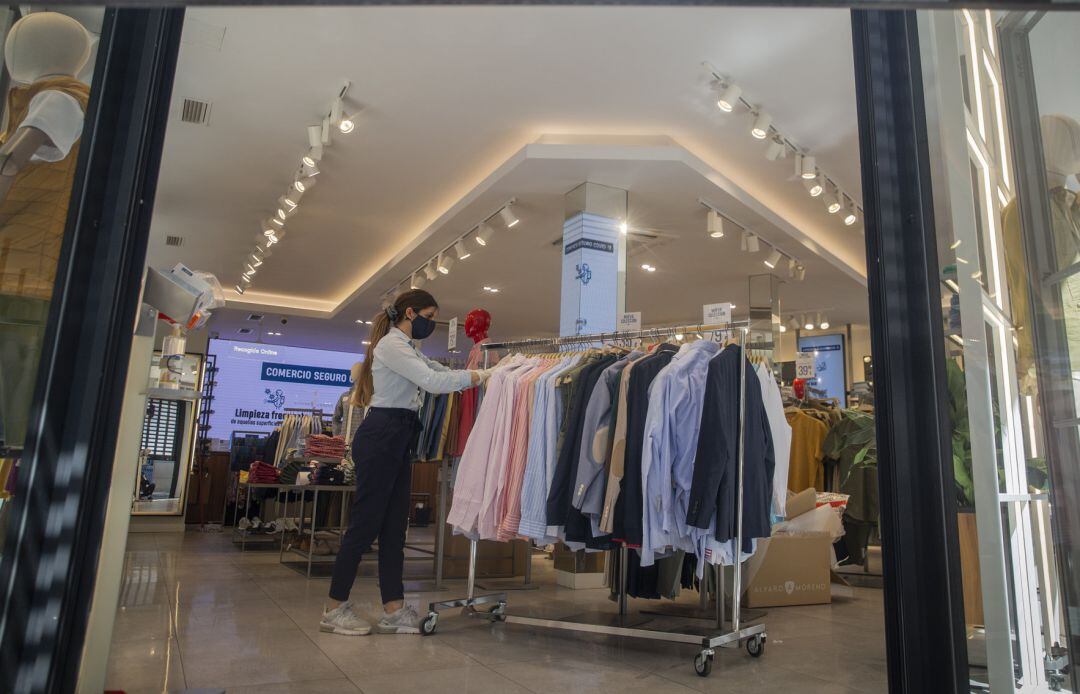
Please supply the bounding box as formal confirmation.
[496,360,558,541]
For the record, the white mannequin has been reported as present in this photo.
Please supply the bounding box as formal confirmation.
[0,12,91,201]
[1041,114,1080,190]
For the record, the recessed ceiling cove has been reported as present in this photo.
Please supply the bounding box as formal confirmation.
[147,5,862,320]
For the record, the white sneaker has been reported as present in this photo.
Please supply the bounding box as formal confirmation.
[320,601,371,636]
[375,605,421,634]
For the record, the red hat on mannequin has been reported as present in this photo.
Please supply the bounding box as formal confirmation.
[465,309,491,343]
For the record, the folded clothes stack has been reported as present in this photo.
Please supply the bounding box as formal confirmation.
[248,461,280,484]
[306,434,347,459]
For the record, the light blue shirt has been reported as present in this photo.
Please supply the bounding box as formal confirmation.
[639,340,721,567]
[370,327,473,410]
[518,356,578,541]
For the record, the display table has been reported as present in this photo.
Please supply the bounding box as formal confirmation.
[280,484,354,578]
[232,481,301,552]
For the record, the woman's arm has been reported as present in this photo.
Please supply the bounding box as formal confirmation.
[376,335,478,394]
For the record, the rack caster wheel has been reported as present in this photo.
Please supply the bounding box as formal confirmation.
[746,635,765,658]
[421,613,438,636]
[490,602,507,622]
[694,650,714,677]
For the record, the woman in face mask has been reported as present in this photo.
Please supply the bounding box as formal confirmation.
[321,289,490,636]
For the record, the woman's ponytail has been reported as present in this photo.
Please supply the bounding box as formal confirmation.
[352,289,439,408]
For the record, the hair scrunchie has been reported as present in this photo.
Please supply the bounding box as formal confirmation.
[385,306,400,321]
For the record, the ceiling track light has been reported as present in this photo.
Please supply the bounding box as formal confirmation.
[411,271,426,289]
[787,317,800,330]
[800,154,817,179]
[750,111,772,140]
[804,315,815,331]
[437,253,454,275]
[779,324,787,333]
[303,146,323,167]
[475,223,495,246]
[764,138,785,161]
[286,188,303,206]
[302,161,320,177]
[307,124,322,149]
[499,205,520,229]
[819,313,831,330]
[454,239,471,260]
[741,230,761,253]
[331,98,344,127]
[715,82,742,112]
[277,195,298,212]
[843,201,859,226]
[824,188,842,214]
[339,114,356,134]
[294,176,317,193]
[269,216,285,228]
[804,175,824,198]
[788,257,798,277]
[424,261,438,281]
[764,248,782,269]
[707,209,724,238]
[795,264,806,281]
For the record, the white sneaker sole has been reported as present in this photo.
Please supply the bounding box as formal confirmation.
[320,621,371,636]
[374,623,420,634]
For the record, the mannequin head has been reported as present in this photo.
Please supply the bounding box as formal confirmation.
[5,12,91,85]
[1040,114,1080,189]
[465,308,491,343]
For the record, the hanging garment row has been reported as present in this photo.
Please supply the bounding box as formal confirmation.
[265,413,324,468]
[448,338,792,579]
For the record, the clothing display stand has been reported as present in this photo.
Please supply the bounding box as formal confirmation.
[423,320,767,677]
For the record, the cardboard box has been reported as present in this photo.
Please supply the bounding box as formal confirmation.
[743,534,834,607]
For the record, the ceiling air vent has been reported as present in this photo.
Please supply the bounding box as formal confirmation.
[237,327,253,335]
[246,313,264,322]
[165,235,184,247]
[180,98,212,125]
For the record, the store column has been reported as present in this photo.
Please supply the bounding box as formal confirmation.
[560,182,627,337]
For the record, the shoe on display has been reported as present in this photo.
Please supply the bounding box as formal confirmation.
[284,518,298,532]
[312,538,333,556]
[251,516,262,529]
[319,601,371,636]
[375,604,421,634]
[238,517,251,530]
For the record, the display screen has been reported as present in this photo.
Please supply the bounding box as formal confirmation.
[207,339,359,441]
[796,333,846,405]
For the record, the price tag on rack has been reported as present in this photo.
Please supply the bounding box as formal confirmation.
[618,311,641,331]
[796,351,817,379]
[702,302,733,325]
[448,317,458,351]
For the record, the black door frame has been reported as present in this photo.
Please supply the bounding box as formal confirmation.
[0,3,1070,692]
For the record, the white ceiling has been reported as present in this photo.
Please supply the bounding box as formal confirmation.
[146,6,869,349]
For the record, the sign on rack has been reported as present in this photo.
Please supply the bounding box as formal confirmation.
[448,316,458,351]
[618,311,641,331]
[702,302,733,325]
[795,351,817,379]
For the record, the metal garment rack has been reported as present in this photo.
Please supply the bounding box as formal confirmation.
[422,320,767,677]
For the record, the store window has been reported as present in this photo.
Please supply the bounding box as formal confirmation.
[919,8,1080,692]
[0,9,101,559]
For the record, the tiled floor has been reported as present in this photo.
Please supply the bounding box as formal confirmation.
[106,531,888,693]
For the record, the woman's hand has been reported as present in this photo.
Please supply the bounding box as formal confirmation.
[470,369,492,386]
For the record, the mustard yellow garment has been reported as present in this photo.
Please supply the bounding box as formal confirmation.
[785,408,829,494]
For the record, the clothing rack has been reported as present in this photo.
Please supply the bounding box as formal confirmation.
[422,319,767,677]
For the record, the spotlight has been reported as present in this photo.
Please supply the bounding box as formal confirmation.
[331,98,344,126]
[286,188,304,206]
[303,146,323,166]
[499,205,520,229]
[741,231,760,253]
[307,125,323,149]
[240,273,253,284]
[411,272,426,289]
[765,138,785,161]
[641,263,656,272]
[437,253,454,274]
[800,155,817,179]
[804,315,815,331]
[707,210,724,238]
[843,202,858,226]
[302,161,320,177]
[269,216,285,228]
[475,223,495,246]
[804,175,824,198]
[424,261,438,281]
[795,264,806,281]
[619,221,629,235]
[751,111,772,140]
[321,116,331,144]
[819,313,831,330]
[251,254,263,267]
[277,195,298,212]
[235,284,246,294]
[779,324,787,333]
[824,190,841,214]
[716,82,742,112]
[339,115,355,134]
[262,221,279,237]
[294,176,317,193]
[764,248,782,269]
[454,240,471,260]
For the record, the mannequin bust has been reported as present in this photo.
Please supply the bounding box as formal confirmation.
[465,308,491,343]
[0,12,92,299]
[0,12,91,193]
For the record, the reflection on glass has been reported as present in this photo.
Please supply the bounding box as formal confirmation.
[0,10,99,560]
